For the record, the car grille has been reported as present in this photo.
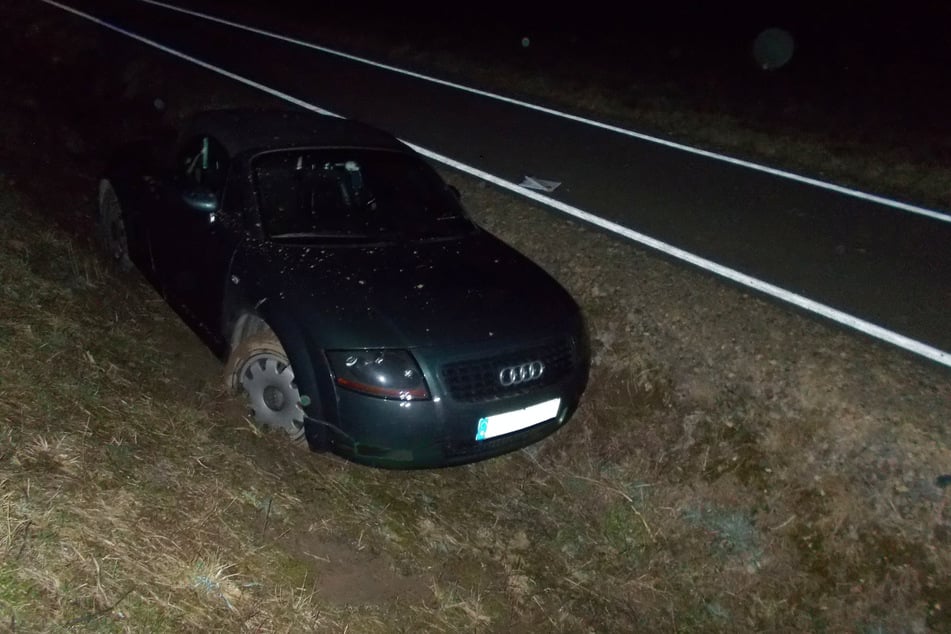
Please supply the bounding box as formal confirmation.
[439,338,575,402]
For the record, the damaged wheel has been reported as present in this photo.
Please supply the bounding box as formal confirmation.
[97,179,133,272]
[226,330,307,445]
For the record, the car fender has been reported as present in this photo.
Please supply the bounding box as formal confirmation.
[245,302,339,451]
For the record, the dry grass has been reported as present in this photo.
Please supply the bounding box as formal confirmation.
[0,182,424,632]
[1,162,950,631]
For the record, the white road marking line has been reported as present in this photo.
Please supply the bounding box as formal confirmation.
[409,147,951,370]
[134,0,951,225]
[39,0,951,369]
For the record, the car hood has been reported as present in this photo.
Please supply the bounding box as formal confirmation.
[239,231,581,349]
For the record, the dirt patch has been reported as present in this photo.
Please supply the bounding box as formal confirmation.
[273,528,433,605]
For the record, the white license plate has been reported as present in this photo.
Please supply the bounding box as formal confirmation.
[475,398,561,441]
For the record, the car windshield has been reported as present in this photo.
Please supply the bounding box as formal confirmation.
[252,149,472,242]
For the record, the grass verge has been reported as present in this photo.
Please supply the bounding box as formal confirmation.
[2,165,950,630]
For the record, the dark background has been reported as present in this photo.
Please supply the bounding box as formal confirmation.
[205,0,951,168]
[4,0,949,204]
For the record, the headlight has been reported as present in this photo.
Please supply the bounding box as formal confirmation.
[326,349,430,400]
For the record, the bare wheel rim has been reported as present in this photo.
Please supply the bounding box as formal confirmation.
[100,184,130,267]
[238,352,306,440]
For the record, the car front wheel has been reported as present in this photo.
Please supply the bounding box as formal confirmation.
[225,330,308,446]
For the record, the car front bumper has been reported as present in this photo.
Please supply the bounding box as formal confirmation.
[315,335,590,468]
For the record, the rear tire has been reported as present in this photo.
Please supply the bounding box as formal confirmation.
[98,180,133,272]
[225,330,308,447]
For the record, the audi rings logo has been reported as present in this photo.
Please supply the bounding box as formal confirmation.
[499,361,545,387]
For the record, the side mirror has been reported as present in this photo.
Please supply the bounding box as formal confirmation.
[181,186,218,215]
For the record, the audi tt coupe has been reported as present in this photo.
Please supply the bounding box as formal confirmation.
[98,109,590,468]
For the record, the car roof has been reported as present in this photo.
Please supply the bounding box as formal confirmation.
[183,108,411,156]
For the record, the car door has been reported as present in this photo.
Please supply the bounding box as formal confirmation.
[151,134,236,336]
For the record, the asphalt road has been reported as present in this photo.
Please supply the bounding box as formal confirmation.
[42,0,951,362]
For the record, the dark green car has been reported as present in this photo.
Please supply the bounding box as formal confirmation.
[99,109,590,468]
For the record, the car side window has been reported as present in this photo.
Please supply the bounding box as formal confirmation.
[178,135,230,198]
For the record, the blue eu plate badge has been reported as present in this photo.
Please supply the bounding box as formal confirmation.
[474,399,560,441]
